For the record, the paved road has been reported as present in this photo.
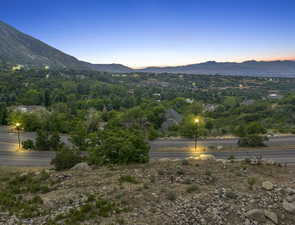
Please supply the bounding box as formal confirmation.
[0,150,55,167]
[150,150,295,164]
[1,126,295,167]
[150,136,295,151]
[1,145,295,167]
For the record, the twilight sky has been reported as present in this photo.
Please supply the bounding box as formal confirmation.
[1,0,295,68]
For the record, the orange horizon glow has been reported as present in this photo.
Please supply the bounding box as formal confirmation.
[263,56,295,61]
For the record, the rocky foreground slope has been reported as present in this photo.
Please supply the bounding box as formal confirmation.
[0,157,295,225]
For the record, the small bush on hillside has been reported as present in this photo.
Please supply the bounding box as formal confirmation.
[247,176,257,190]
[166,191,177,201]
[51,148,83,171]
[119,175,139,184]
[186,184,200,193]
[181,159,190,166]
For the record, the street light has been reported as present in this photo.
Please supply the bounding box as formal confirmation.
[194,118,200,152]
[15,122,21,150]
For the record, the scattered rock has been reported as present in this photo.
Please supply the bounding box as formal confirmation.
[283,200,295,213]
[263,160,276,165]
[286,195,295,203]
[285,187,295,195]
[20,172,28,177]
[217,145,223,150]
[199,154,216,161]
[262,181,274,191]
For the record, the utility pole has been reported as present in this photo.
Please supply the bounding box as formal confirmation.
[194,118,199,152]
[15,122,21,150]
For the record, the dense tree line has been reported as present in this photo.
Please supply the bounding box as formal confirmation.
[1,67,295,144]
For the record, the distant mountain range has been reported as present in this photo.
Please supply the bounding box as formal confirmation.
[0,20,295,76]
[140,60,295,76]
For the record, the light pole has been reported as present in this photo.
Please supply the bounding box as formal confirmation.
[194,118,199,152]
[15,122,21,150]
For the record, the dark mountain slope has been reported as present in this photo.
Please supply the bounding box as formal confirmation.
[0,21,132,72]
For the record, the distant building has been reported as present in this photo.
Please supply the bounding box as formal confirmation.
[128,89,135,95]
[12,65,24,71]
[268,93,282,100]
[241,99,255,105]
[204,104,217,112]
[10,105,46,113]
[185,98,194,104]
[161,109,183,132]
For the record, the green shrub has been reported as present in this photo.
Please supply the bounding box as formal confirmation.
[176,166,185,175]
[89,129,150,165]
[148,128,160,140]
[53,197,118,224]
[51,148,82,171]
[95,198,116,217]
[22,139,35,150]
[228,155,235,160]
[35,130,63,151]
[0,171,50,219]
[40,170,50,181]
[205,169,212,176]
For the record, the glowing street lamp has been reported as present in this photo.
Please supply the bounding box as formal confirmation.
[194,118,200,152]
[15,122,21,150]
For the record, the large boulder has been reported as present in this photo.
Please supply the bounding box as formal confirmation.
[245,209,265,223]
[264,210,278,224]
[71,162,91,171]
[245,209,278,224]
